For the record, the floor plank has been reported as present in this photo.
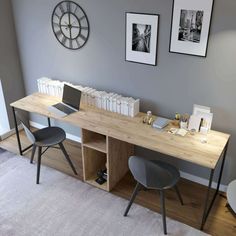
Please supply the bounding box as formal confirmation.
[0,131,235,236]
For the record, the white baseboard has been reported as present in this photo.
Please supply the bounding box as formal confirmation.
[180,171,227,192]
[0,125,23,141]
[29,121,227,192]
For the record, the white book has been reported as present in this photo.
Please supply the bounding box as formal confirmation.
[106,93,113,111]
[101,92,108,110]
[109,94,117,111]
[129,99,140,117]
[87,89,96,106]
[112,95,121,113]
[121,97,129,116]
[97,91,105,109]
[83,87,92,105]
[116,98,122,114]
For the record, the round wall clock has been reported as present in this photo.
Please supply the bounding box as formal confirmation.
[51,1,90,50]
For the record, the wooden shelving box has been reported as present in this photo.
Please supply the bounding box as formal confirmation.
[82,129,134,191]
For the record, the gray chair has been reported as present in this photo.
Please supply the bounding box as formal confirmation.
[16,110,78,184]
[124,156,183,235]
[226,180,236,214]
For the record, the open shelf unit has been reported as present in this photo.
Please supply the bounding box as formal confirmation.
[81,129,134,191]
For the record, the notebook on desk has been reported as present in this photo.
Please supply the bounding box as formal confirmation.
[48,84,81,117]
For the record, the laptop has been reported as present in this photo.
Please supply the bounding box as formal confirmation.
[48,84,81,117]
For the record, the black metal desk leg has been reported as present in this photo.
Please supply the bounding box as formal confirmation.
[47,117,51,127]
[200,169,214,230]
[12,107,22,155]
[200,141,229,230]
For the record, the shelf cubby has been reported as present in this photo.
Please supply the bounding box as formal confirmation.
[81,128,134,191]
[82,129,107,153]
[82,145,108,191]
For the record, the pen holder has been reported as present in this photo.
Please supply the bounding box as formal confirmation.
[180,121,188,129]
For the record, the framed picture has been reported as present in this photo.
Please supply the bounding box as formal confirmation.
[169,0,214,57]
[125,12,159,66]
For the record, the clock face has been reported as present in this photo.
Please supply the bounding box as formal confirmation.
[51,1,90,50]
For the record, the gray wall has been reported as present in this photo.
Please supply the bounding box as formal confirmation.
[11,0,236,184]
[0,0,25,127]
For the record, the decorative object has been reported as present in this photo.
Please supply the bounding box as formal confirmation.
[51,1,90,50]
[169,0,214,57]
[193,104,213,132]
[143,111,154,125]
[125,12,159,66]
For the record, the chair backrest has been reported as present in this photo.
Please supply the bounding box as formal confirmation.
[128,156,175,189]
[15,110,35,144]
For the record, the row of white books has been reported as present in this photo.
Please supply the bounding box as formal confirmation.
[37,77,140,117]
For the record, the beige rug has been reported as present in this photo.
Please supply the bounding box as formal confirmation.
[0,148,209,236]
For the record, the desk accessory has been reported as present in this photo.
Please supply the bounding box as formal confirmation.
[180,113,189,129]
[152,117,170,129]
[96,169,107,185]
[143,111,154,125]
[190,104,213,133]
[188,115,201,131]
[168,128,188,137]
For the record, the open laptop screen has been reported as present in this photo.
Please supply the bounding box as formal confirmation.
[62,84,81,110]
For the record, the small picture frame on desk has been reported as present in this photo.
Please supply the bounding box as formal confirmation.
[125,12,159,66]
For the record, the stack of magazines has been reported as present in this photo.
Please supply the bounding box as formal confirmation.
[37,77,140,117]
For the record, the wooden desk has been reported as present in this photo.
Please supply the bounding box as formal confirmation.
[11,93,230,229]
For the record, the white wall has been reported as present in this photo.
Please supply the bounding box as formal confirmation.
[0,80,10,136]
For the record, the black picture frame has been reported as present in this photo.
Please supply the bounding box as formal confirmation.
[125,12,159,66]
[169,0,214,57]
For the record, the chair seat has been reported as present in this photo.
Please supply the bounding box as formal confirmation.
[33,127,66,147]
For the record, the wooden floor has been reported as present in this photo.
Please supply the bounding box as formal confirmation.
[0,131,235,236]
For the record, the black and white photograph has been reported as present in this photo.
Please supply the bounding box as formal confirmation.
[132,24,151,53]
[169,0,214,57]
[126,13,159,66]
[178,10,204,43]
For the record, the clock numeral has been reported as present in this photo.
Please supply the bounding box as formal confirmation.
[79,34,87,41]
[61,36,67,45]
[55,30,62,38]
[79,15,85,21]
[74,6,78,14]
[75,38,80,47]
[54,12,60,20]
[53,22,60,28]
[69,39,73,49]
[59,4,65,14]
[66,2,71,12]
[80,26,88,30]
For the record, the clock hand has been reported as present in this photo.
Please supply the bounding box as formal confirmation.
[68,13,72,39]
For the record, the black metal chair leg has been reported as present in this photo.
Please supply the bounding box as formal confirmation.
[59,142,78,175]
[36,147,42,184]
[175,185,184,205]
[160,190,167,235]
[30,145,37,164]
[124,182,141,216]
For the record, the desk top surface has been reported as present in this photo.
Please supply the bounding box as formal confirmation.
[11,93,230,169]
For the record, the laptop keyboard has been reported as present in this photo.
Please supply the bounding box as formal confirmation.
[53,103,76,115]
